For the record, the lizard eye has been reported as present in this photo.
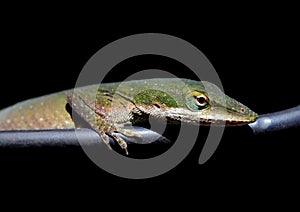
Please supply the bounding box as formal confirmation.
[194,94,209,108]
[185,91,210,111]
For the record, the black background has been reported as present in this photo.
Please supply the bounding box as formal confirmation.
[1,10,299,206]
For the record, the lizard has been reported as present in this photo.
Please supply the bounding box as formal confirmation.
[0,78,258,154]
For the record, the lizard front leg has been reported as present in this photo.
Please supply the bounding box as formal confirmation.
[66,90,139,154]
[96,116,133,155]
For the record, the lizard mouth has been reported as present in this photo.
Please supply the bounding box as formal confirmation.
[224,112,258,126]
[156,106,258,127]
[198,107,259,126]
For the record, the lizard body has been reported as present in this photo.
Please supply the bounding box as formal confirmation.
[0,78,258,153]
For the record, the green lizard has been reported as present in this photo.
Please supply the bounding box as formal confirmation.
[0,78,258,154]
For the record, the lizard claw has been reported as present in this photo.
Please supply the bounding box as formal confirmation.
[124,148,129,155]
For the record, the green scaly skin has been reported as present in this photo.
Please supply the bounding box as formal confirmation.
[0,78,258,154]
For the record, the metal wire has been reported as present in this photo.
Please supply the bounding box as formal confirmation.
[0,127,170,147]
[249,105,300,134]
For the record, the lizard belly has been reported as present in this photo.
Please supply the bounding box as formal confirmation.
[0,92,75,130]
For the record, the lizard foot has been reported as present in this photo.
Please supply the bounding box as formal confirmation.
[99,131,112,151]
[110,132,129,155]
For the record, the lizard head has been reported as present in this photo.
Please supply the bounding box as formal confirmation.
[132,78,258,126]
[183,80,258,126]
